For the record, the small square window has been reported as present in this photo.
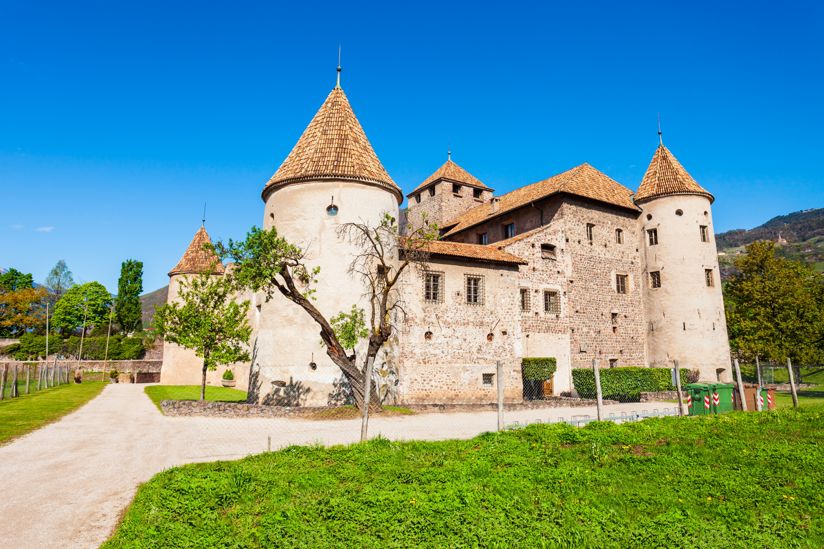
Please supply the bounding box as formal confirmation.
[616,274,628,294]
[540,243,557,259]
[424,271,444,303]
[428,186,436,197]
[452,183,462,194]
[543,290,560,314]
[478,232,488,245]
[705,268,714,287]
[473,188,482,199]
[482,373,494,386]
[520,288,530,312]
[465,275,484,305]
[609,358,618,368]
[503,223,515,239]
[615,228,623,244]
[586,223,595,243]
[700,225,709,243]
[649,271,661,288]
[647,228,658,246]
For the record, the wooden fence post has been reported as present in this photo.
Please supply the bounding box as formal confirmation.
[786,358,799,409]
[0,365,6,400]
[593,359,604,421]
[674,359,684,416]
[25,364,31,395]
[733,359,747,411]
[496,360,505,431]
[360,356,375,442]
[11,365,19,398]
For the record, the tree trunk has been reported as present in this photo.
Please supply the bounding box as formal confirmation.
[200,361,207,402]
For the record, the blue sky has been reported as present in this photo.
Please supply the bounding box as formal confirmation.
[2,0,822,292]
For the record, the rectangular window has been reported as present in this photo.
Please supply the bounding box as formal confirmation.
[543,290,560,314]
[519,288,530,312]
[609,358,618,368]
[452,183,462,194]
[615,228,623,244]
[465,275,484,305]
[649,271,661,288]
[540,243,557,259]
[503,223,515,239]
[616,274,628,294]
[705,268,714,287]
[586,223,595,243]
[700,225,709,242]
[414,193,421,204]
[473,188,482,199]
[428,186,436,197]
[424,271,443,303]
[647,228,658,246]
[482,373,494,386]
[477,232,488,245]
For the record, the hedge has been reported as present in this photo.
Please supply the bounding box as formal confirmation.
[521,358,557,381]
[1,333,146,361]
[572,367,696,402]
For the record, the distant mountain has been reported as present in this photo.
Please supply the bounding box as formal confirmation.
[140,285,168,328]
[717,208,824,277]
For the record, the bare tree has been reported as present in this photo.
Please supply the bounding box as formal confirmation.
[219,213,436,411]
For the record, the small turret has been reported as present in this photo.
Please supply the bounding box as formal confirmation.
[637,143,731,381]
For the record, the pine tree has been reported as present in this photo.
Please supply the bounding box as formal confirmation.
[115,259,143,333]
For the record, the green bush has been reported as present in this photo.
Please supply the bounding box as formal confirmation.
[572,367,692,402]
[521,357,557,381]
[5,333,145,360]
[222,369,235,381]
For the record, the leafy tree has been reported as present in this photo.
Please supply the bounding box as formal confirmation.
[45,260,74,298]
[51,282,112,334]
[330,305,369,355]
[219,213,437,411]
[0,286,48,337]
[725,241,824,365]
[0,268,34,291]
[153,272,251,401]
[116,259,144,333]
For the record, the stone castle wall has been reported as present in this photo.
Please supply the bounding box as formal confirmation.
[407,181,492,231]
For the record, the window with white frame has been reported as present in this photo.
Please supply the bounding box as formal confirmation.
[543,290,560,314]
[465,275,484,305]
[424,271,444,303]
[647,228,658,246]
[616,274,628,294]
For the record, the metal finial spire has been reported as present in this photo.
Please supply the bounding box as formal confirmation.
[447,149,451,161]
[657,113,663,146]
[201,201,207,227]
[335,45,342,88]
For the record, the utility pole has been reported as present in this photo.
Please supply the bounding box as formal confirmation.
[496,360,504,431]
[360,356,375,442]
[673,359,684,416]
[755,356,763,411]
[786,358,799,408]
[733,358,747,411]
[78,298,89,362]
[104,302,115,371]
[592,358,603,421]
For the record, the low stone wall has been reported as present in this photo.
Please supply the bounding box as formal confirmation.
[160,400,314,418]
[0,360,162,383]
[640,391,685,402]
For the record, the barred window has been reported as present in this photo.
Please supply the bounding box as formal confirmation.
[465,275,484,305]
[647,228,658,246]
[616,274,628,294]
[543,290,560,314]
[424,271,444,303]
[520,288,530,312]
[649,271,661,289]
[700,225,709,242]
[705,268,714,287]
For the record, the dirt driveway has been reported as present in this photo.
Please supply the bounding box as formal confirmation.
[0,384,676,548]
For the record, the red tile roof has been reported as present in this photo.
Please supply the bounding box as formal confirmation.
[169,227,225,277]
[403,239,526,265]
[408,158,492,197]
[262,87,403,203]
[635,145,713,203]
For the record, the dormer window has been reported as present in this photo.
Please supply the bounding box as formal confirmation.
[540,244,557,260]
[503,223,515,239]
[478,232,488,245]
[473,188,482,199]
[452,183,462,195]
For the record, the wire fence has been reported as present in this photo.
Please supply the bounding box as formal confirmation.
[0,362,74,400]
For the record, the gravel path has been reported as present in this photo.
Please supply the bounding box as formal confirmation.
[0,384,677,548]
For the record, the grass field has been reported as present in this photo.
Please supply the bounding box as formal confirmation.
[106,408,824,548]
[0,382,105,445]
[144,385,248,411]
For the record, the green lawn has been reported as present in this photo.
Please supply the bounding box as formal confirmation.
[106,408,824,547]
[0,382,106,445]
[775,387,824,409]
[144,385,248,410]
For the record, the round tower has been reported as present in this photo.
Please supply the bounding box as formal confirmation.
[636,142,732,382]
[251,78,403,406]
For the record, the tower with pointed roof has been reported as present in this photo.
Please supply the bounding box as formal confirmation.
[636,143,731,381]
[406,155,494,231]
[160,226,251,389]
[251,73,402,405]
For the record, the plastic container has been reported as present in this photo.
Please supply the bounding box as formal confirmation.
[710,383,735,413]
[686,384,711,416]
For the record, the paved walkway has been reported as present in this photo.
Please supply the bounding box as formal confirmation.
[0,384,677,548]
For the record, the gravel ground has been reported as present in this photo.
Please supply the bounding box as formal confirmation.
[0,384,678,548]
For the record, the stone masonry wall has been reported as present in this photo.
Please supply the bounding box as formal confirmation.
[407,181,492,231]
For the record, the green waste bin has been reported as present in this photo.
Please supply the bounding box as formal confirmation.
[759,387,772,411]
[686,384,711,416]
[709,383,735,414]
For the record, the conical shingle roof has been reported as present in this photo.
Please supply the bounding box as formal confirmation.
[635,145,713,203]
[408,158,493,197]
[262,87,402,203]
[168,227,225,277]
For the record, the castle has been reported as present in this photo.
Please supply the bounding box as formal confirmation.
[160,72,731,406]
